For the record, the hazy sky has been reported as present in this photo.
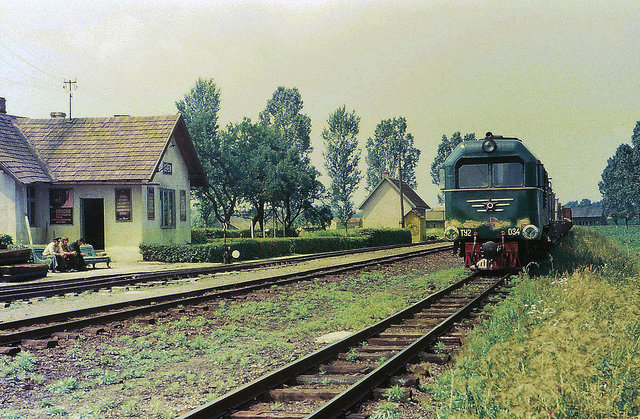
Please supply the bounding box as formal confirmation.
[2,0,639,206]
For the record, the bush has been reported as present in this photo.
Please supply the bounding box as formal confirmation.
[359,229,412,246]
[537,227,638,279]
[191,228,254,243]
[142,229,410,263]
[0,234,13,246]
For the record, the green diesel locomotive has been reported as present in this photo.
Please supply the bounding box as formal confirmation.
[441,132,571,270]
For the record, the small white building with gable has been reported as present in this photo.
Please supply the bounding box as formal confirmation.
[0,97,207,261]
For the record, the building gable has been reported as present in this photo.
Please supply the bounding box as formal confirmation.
[0,114,51,184]
[359,177,430,212]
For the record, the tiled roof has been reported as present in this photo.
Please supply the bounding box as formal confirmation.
[13,115,181,183]
[359,176,431,211]
[387,177,430,209]
[571,204,604,218]
[0,114,51,183]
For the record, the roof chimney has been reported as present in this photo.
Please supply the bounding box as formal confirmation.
[381,170,390,178]
[0,97,6,114]
[50,112,66,119]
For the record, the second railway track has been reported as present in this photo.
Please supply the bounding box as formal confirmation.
[0,242,445,303]
[0,244,452,346]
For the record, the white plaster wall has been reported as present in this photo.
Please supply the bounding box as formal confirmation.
[41,184,144,261]
[361,181,414,229]
[0,172,17,240]
[143,137,192,246]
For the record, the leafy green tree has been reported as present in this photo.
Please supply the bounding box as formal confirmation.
[430,132,476,204]
[231,118,281,235]
[322,106,362,233]
[599,143,640,227]
[260,86,322,235]
[176,78,233,226]
[268,148,324,236]
[259,86,312,156]
[365,117,420,192]
[296,203,334,230]
[564,200,579,208]
[631,121,640,148]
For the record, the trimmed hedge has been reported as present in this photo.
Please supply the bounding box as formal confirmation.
[142,228,411,263]
[191,228,253,243]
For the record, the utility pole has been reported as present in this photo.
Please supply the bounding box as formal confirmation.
[398,151,405,228]
[63,79,77,119]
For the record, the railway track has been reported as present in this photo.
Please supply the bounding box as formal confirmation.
[0,245,452,346]
[178,271,512,419]
[0,242,444,303]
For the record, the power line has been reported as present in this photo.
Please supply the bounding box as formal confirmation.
[0,39,59,82]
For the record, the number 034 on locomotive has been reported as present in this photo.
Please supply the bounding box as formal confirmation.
[441,132,572,271]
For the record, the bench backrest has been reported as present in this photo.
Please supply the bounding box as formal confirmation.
[80,244,98,256]
[31,244,100,259]
[31,246,46,262]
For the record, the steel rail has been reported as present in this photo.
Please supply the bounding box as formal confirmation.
[307,273,508,418]
[177,271,490,419]
[0,245,452,345]
[0,241,443,302]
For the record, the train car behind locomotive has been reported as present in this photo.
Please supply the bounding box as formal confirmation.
[441,132,571,271]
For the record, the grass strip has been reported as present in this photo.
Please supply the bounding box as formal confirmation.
[432,227,640,417]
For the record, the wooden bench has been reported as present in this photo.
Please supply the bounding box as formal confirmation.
[31,244,111,269]
[80,245,111,269]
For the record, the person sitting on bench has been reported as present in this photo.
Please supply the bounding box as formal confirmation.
[42,237,66,272]
[69,238,87,271]
[59,236,79,272]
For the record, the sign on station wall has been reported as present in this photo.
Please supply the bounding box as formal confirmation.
[115,188,132,222]
[49,188,73,224]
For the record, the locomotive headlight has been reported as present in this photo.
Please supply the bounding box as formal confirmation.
[444,227,460,241]
[522,224,540,240]
[482,139,497,153]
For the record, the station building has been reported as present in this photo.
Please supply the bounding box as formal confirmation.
[0,98,207,261]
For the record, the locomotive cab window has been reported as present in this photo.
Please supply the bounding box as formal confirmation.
[492,162,523,187]
[458,163,489,188]
[457,159,523,189]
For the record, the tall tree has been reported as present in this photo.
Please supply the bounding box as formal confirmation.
[176,79,249,228]
[260,86,321,235]
[631,121,640,148]
[176,78,230,225]
[259,86,312,156]
[234,118,281,235]
[599,143,640,227]
[430,132,476,204]
[268,148,324,235]
[322,106,362,233]
[365,117,420,192]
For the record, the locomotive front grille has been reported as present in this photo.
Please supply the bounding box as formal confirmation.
[466,198,514,212]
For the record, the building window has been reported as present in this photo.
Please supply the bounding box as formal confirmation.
[115,189,132,222]
[162,162,172,175]
[179,190,187,222]
[147,187,155,220]
[26,186,36,227]
[160,189,175,228]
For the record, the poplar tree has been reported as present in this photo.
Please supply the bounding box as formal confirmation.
[260,86,322,235]
[430,132,476,204]
[365,117,420,192]
[322,106,362,233]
